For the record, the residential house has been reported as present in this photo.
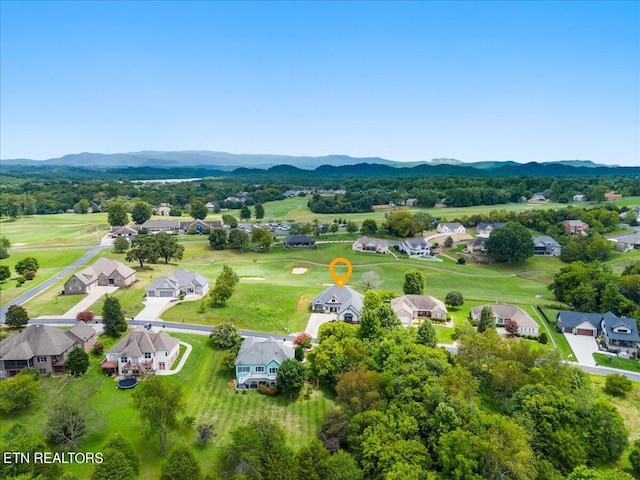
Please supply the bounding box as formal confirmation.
[467,236,488,254]
[391,295,448,326]
[352,237,399,254]
[0,324,96,378]
[64,257,136,295]
[555,311,602,337]
[600,312,639,354]
[563,220,589,235]
[572,194,587,202]
[437,223,466,234]
[141,219,182,233]
[235,336,295,389]
[529,193,547,202]
[532,235,562,256]
[205,201,219,212]
[283,235,316,249]
[406,198,418,207]
[604,191,622,202]
[110,226,139,238]
[398,238,430,257]
[283,190,299,198]
[100,326,180,376]
[154,203,172,216]
[181,219,222,233]
[475,222,506,237]
[147,269,209,298]
[609,233,640,252]
[471,304,539,335]
[311,285,364,323]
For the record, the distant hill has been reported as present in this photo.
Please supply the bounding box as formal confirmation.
[0,150,620,171]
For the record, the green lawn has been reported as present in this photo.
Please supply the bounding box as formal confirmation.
[0,332,335,480]
[593,353,640,373]
[539,308,575,360]
[0,214,110,248]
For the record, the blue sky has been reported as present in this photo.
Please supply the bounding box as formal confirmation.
[1,1,638,165]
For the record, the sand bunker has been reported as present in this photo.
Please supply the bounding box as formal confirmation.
[241,277,265,281]
[292,268,308,274]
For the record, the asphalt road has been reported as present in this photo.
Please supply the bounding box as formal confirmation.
[0,245,110,323]
[26,318,640,382]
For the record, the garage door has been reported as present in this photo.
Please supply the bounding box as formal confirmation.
[160,291,174,297]
[576,328,595,336]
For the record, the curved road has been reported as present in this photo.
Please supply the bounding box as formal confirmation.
[0,245,110,323]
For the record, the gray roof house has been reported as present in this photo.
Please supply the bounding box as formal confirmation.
[352,237,400,254]
[555,310,602,337]
[110,225,139,238]
[64,257,136,295]
[66,322,98,353]
[437,222,466,234]
[141,219,182,232]
[467,236,488,254]
[391,295,448,326]
[476,222,506,237]
[399,238,430,257]
[471,304,539,335]
[311,285,364,323]
[600,312,639,354]
[0,324,95,378]
[235,336,295,389]
[532,235,562,256]
[147,269,209,298]
[101,326,180,376]
[608,233,640,252]
[283,235,316,248]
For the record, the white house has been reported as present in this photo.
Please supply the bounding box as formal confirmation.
[235,336,295,389]
[100,326,180,376]
[391,295,448,326]
[352,237,399,254]
[311,285,364,323]
[471,304,539,335]
[399,238,430,257]
[147,269,209,298]
[437,222,466,234]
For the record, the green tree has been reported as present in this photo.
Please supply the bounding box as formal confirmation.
[5,305,29,329]
[131,201,153,225]
[254,203,265,219]
[604,374,632,398]
[169,207,183,217]
[107,202,128,227]
[629,439,640,473]
[359,291,383,340]
[189,199,208,220]
[416,319,437,348]
[45,388,101,449]
[102,296,127,337]
[336,366,382,415]
[346,221,358,234]
[131,376,185,455]
[277,358,306,399]
[324,450,363,480]
[66,347,89,376]
[209,323,242,348]
[15,257,39,276]
[360,219,378,235]
[486,221,534,263]
[403,269,425,295]
[91,448,136,480]
[0,235,10,259]
[251,226,273,250]
[0,371,39,414]
[155,231,185,264]
[444,235,454,248]
[1,424,64,479]
[113,236,130,254]
[0,264,11,282]
[125,234,160,268]
[104,434,140,476]
[161,445,201,480]
[209,227,228,250]
[383,211,418,237]
[477,306,495,333]
[222,214,238,228]
[445,291,464,308]
[209,265,239,307]
[240,204,251,219]
[73,198,91,214]
[228,228,249,251]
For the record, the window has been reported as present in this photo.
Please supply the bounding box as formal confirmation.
[36,356,47,363]
[237,366,250,373]
[120,357,127,363]
[269,367,278,374]
[255,366,265,373]
[144,353,152,359]
[39,369,47,374]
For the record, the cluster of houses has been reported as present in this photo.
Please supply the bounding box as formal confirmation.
[110,219,224,237]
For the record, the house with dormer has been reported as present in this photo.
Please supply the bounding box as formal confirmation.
[476,222,506,237]
[235,336,295,389]
[532,235,562,256]
[600,312,639,354]
[398,238,430,257]
[437,222,466,234]
[311,285,364,323]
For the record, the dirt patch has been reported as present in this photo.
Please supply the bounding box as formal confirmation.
[297,294,312,310]
[292,267,308,274]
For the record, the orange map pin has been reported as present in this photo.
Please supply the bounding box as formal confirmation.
[329,258,352,287]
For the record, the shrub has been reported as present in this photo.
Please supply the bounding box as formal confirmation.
[183,416,196,428]
[295,346,305,362]
[604,373,633,398]
[196,424,215,446]
[76,310,95,322]
[538,332,548,344]
[293,332,312,349]
[257,384,279,396]
[457,257,466,265]
[92,342,104,355]
[16,276,26,286]
[24,270,36,280]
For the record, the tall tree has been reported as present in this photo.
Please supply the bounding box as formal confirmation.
[160,445,201,480]
[251,226,273,250]
[102,296,127,337]
[0,235,11,259]
[107,202,129,227]
[276,358,306,399]
[5,305,29,329]
[383,211,418,237]
[486,221,534,264]
[92,434,139,479]
[403,269,425,295]
[131,201,153,225]
[45,387,102,449]
[359,291,383,340]
[131,376,185,455]
[477,306,496,333]
[66,347,89,376]
[209,227,228,250]
[113,236,130,253]
[155,231,185,264]
[445,291,464,308]
[189,199,208,220]
[254,203,265,219]
[416,319,437,347]
[0,265,11,282]
[228,228,249,251]
[222,214,238,228]
[240,204,251,219]
[209,265,240,307]
[209,323,242,348]
[15,257,39,276]
[125,234,160,268]
[360,219,378,236]
[0,371,39,414]
[346,220,358,234]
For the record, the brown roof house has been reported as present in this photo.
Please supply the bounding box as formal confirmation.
[563,220,589,236]
[471,304,539,336]
[64,257,136,295]
[391,295,448,326]
[0,323,97,378]
[100,326,180,376]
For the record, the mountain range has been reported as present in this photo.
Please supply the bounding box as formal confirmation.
[0,150,618,171]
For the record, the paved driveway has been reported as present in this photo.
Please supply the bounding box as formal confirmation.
[563,333,598,366]
[64,286,118,318]
[305,313,336,340]
[135,297,177,321]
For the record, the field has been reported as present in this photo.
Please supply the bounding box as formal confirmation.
[0,332,336,479]
[593,353,640,373]
[0,214,110,248]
